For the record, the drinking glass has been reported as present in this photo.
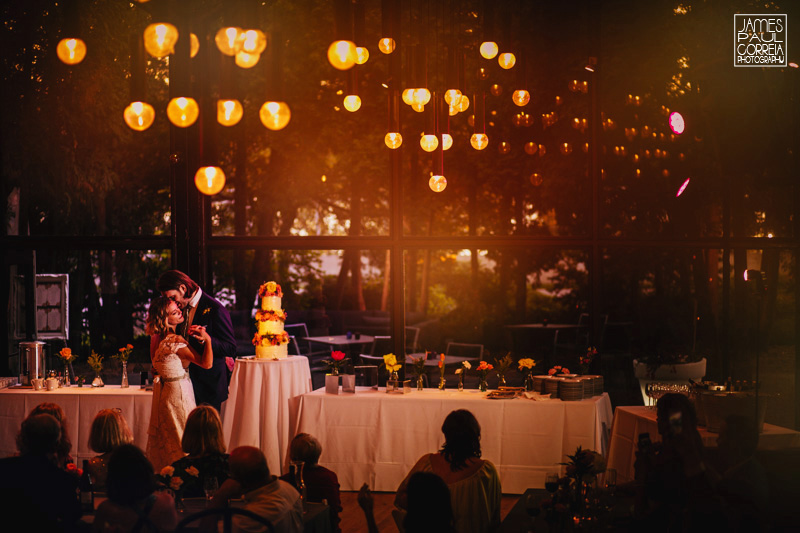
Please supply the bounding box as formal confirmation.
[203,476,219,500]
[544,473,559,494]
[525,492,541,518]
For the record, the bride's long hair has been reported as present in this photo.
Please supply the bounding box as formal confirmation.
[145,296,174,336]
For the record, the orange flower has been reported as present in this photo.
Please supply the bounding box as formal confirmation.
[438,353,445,368]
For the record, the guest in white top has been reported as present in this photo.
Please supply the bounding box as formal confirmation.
[207,446,303,533]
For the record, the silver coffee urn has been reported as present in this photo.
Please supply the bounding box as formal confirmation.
[19,341,47,386]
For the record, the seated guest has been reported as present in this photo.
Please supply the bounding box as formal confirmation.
[0,414,81,532]
[715,414,769,532]
[87,408,134,491]
[207,446,303,533]
[395,409,501,533]
[164,405,230,498]
[93,444,177,533]
[29,402,73,469]
[279,433,342,533]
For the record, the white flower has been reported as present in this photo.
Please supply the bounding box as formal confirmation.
[463,361,472,370]
[455,368,463,374]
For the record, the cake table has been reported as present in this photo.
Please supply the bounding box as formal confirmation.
[221,356,312,475]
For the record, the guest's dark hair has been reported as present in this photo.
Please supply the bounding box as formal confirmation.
[157,270,199,296]
[439,409,482,471]
[17,414,61,457]
[29,403,72,467]
[106,444,157,505]
[656,393,704,453]
[404,472,456,533]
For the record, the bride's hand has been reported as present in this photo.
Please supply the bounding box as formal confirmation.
[188,325,210,344]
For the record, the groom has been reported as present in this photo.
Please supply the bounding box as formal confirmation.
[157,270,237,411]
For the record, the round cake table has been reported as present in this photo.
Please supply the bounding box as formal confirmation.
[221,356,312,475]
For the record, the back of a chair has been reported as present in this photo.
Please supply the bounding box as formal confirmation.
[285,323,310,352]
[445,342,484,360]
[370,335,393,356]
[175,507,276,533]
[359,354,385,365]
[404,326,420,352]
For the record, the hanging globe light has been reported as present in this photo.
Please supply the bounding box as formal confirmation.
[560,142,573,155]
[355,47,369,64]
[327,40,357,70]
[442,134,453,151]
[498,52,516,69]
[490,84,502,97]
[412,88,431,106]
[144,23,178,58]
[378,37,396,54]
[343,95,362,112]
[498,141,511,154]
[234,50,260,68]
[470,133,489,150]
[401,88,414,106]
[479,41,499,59]
[215,26,243,56]
[241,29,267,54]
[420,134,439,152]
[384,132,403,149]
[190,33,200,58]
[194,166,226,195]
[449,104,459,116]
[411,102,425,113]
[444,89,462,106]
[529,172,543,186]
[259,101,291,130]
[457,95,470,112]
[217,99,243,126]
[166,97,199,127]
[429,175,447,192]
[56,38,87,65]
[524,141,538,155]
[512,90,530,106]
[123,101,155,131]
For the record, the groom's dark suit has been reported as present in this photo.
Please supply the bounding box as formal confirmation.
[184,291,236,411]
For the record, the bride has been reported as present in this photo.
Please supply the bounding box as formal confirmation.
[145,296,213,472]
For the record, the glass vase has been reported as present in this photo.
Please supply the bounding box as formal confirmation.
[120,361,129,388]
[525,373,535,392]
[63,364,71,387]
[498,374,507,387]
[416,375,424,391]
[92,373,104,387]
[458,373,464,391]
[479,377,488,392]
[438,376,446,390]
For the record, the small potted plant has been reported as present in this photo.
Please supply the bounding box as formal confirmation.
[455,361,471,391]
[88,351,105,387]
[494,353,514,387]
[517,358,537,391]
[113,343,134,388]
[410,355,427,390]
[57,347,77,387]
[476,360,494,392]
[324,351,347,394]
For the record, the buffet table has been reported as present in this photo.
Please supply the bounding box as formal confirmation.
[0,385,153,461]
[607,406,800,483]
[221,356,312,475]
[291,388,613,494]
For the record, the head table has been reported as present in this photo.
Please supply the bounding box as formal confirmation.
[290,387,613,494]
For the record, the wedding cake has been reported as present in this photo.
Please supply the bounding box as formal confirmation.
[253,281,289,359]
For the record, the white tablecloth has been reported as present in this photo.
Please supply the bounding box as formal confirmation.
[221,356,312,475]
[0,385,153,462]
[291,388,613,494]
[607,406,800,484]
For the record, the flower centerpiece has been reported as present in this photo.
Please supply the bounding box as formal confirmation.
[455,361,471,391]
[383,353,404,393]
[113,343,134,388]
[437,353,446,390]
[410,355,427,390]
[258,281,283,298]
[157,464,196,506]
[325,350,347,376]
[579,347,597,375]
[88,351,104,387]
[518,358,537,391]
[548,365,571,376]
[556,446,607,522]
[561,446,606,482]
[476,360,493,392]
[494,353,513,387]
[57,347,77,387]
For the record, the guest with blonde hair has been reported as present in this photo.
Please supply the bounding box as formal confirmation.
[159,405,230,498]
[87,408,134,490]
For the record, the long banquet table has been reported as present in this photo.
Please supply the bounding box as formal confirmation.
[291,387,613,494]
[0,385,153,462]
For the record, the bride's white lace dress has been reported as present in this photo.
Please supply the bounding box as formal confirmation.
[146,333,196,472]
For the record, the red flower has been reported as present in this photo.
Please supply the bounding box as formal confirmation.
[331,350,346,361]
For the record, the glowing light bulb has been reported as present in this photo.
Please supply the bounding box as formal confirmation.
[498,52,516,69]
[560,142,573,155]
[56,38,87,65]
[442,134,453,151]
[512,89,530,106]
[378,37,396,54]
[498,141,511,154]
[444,89,462,105]
[479,41,499,59]
[457,95,470,112]
[241,29,267,54]
[476,67,489,80]
[411,102,425,112]
[402,88,414,105]
[194,166,226,195]
[524,142,537,155]
[355,47,369,64]
[166,97,199,127]
[343,95,362,112]
[538,144,547,156]
[470,133,488,150]
[384,132,403,149]
[327,40,357,70]
[190,33,199,58]
[144,23,178,58]
[123,101,155,131]
[235,50,260,68]
[429,175,447,192]
[490,84,502,97]
[217,99,243,126]
[412,88,431,106]
[215,27,243,56]
[668,111,685,134]
[529,173,543,186]
[259,101,291,130]
[420,134,439,152]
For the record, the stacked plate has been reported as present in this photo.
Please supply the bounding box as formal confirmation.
[533,375,551,394]
[579,376,595,398]
[589,375,604,396]
[558,379,585,401]
[544,377,561,396]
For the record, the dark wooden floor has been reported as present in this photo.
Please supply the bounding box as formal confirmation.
[338,491,519,532]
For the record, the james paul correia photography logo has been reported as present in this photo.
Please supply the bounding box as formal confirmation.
[734,14,787,67]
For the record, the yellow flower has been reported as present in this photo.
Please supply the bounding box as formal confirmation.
[169,477,184,491]
[185,466,199,477]
[266,281,277,293]
[383,353,401,372]
[518,358,537,370]
[160,466,174,477]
